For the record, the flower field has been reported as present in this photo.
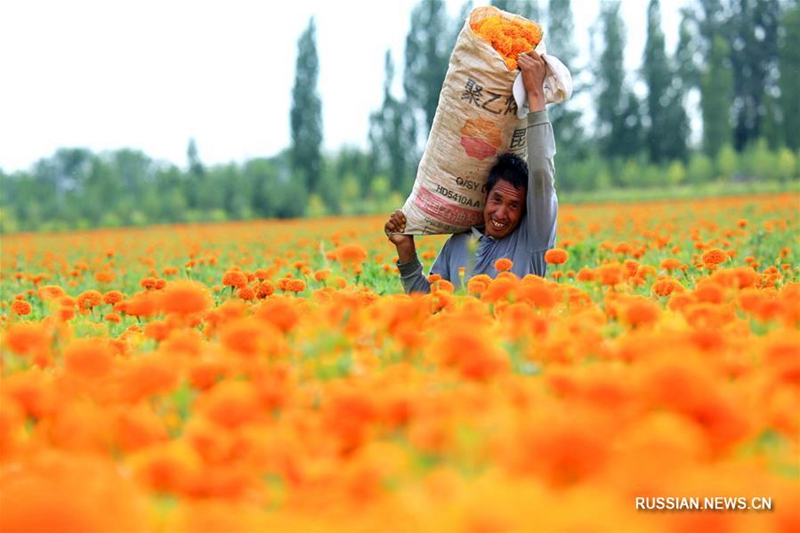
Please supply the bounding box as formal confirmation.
[1,192,798,532]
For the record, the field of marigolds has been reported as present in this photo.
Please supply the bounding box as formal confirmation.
[1,192,798,532]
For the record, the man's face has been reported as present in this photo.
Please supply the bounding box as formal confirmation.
[483,179,526,239]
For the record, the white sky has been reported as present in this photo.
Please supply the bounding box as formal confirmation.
[0,0,685,173]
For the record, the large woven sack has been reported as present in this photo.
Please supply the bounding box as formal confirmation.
[401,6,534,235]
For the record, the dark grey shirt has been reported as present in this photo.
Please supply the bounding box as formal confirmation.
[398,109,557,294]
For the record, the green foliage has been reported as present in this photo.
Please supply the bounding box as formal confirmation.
[687,152,715,184]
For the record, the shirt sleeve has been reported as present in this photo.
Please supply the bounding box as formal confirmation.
[524,109,558,253]
[397,255,431,294]
[396,239,454,295]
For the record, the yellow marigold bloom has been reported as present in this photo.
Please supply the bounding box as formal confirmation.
[544,248,568,265]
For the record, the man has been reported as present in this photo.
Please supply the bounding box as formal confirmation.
[384,50,557,294]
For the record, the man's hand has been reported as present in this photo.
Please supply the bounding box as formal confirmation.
[518,50,547,112]
[384,210,416,263]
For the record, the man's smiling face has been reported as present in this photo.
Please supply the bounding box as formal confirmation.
[483,179,525,239]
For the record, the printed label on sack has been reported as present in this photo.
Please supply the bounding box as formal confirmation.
[413,186,483,228]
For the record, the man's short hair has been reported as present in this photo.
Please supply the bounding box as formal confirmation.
[486,153,528,194]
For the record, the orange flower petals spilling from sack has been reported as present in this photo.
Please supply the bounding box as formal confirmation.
[471,15,543,70]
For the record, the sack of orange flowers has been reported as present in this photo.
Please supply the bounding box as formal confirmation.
[401,5,571,235]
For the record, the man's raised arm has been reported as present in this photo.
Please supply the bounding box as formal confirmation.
[518,51,558,253]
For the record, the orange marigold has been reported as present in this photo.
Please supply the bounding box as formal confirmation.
[159,281,213,316]
[544,248,568,265]
[313,269,331,282]
[651,278,684,298]
[471,12,543,70]
[103,290,126,305]
[37,285,66,301]
[702,248,728,266]
[77,290,103,310]
[221,270,248,289]
[64,338,115,378]
[257,280,275,299]
[286,279,306,293]
[10,300,32,316]
[494,258,514,272]
[467,274,493,295]
[660,258,682,271]
[237,286,257,301]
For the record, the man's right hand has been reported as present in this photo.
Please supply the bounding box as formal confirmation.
[384,210,416,262]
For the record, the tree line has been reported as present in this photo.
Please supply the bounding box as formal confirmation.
[1,0,798,233]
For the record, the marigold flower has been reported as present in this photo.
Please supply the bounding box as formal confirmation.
[544,248,568,265]
[64,337,115,378]
[3,322,51,358]
[103,290,125,305]
[471,13,543,70]
[77,290,103,310]
[140,277,158,290]
[329,244,368,264]
[221,270,248,289]
[37,285,66,301]
[660,258,682,271]
[467,274,493,295]
[313,269,331,282]
[595,263,625,287]
[94,270,115,284]
[494,258,514,272]
[257,280,275,298]
[702,248,728,266]
[286,279,306,293]
[10,300,32,316]
[237,286,256,301]
[651,278,684,298]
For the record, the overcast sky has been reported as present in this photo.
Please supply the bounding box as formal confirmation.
[0,0,686,173]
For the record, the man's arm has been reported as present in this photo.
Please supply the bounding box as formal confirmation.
[518,51,558,253]
[525,110,557,252]
[385,209,433,294]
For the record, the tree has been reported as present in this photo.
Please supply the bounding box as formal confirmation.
[702,36,734,157]
[404,0,452,138]
[644,0,689,163]
[642,0,674,162]
[186,138,205,209]
[491,0,540,20]
[595,1,642,160]
[546,0,586,159]
[778,3,800,150]
[290,17,323,194]
[369,51,419,193]
[728,0,782,150]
